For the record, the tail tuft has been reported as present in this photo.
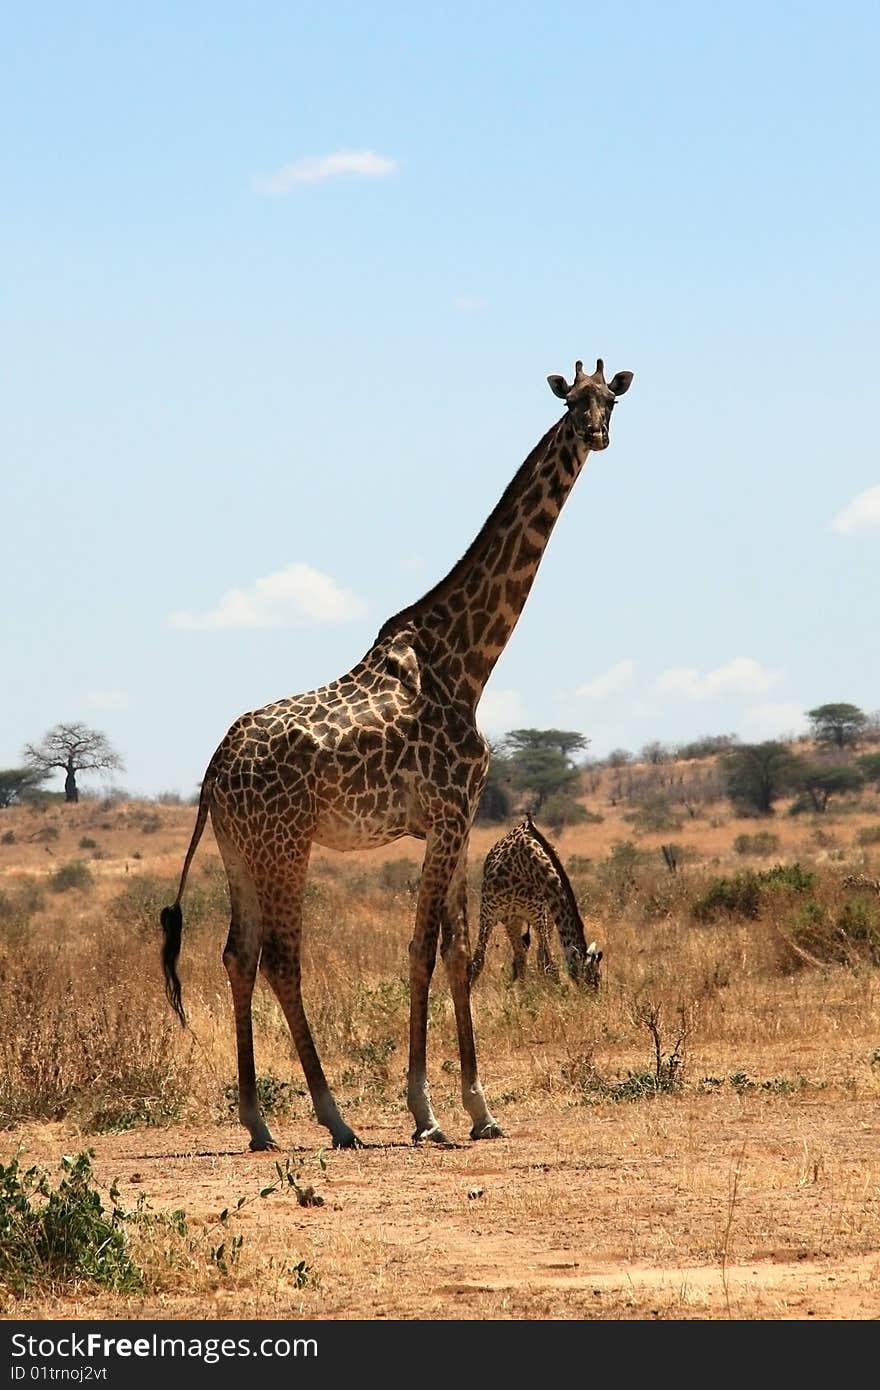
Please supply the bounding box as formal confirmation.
[160,902,186,1026]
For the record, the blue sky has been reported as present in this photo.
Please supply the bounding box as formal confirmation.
[4,2,879,798]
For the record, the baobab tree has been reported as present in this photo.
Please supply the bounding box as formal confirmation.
[23,723,124,803]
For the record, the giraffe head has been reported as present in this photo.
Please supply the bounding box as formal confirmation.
[575,939,603,992]
[547,358,633,452]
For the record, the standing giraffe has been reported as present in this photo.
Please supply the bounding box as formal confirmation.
[161,355,633,1150]
[470,814,602,988]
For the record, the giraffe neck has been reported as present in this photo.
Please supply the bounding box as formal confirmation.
[375,414,590,707]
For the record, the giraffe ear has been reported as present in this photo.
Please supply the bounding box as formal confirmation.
[608,371,633,397]
[547,374,570,400]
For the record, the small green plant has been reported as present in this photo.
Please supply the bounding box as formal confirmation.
[0,1151,142,1295]
[78,836,98,851]
[223,1073,301,1119]
[48,860,93,893]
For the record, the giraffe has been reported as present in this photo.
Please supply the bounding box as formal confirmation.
[160,355,633,1150]
[469,814,602,988]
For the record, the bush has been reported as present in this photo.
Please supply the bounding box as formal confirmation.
[1,831,15,846]
[693,873,763,921]
[541,793,597,832]
[48,861,93,893]
[782,893,880,968]
[856,826,880,846]
[0,1151,143,1295]
[623,796,681,834]
[109,868,228,938]
[78,836,98,851]
[693,862,815,922]
[377,859,419,894]
[733,831,780,857]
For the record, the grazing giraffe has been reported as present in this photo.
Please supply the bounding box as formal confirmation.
[469,814,602,988]
[161,355,633,1150]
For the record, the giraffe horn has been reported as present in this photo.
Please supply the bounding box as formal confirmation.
[572,360,588,386]
[593,358,606,382]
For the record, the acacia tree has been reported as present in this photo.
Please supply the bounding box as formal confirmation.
[722,741,797,817]
[498,728,590,813]
[806,703,868,750]
[792,762,865,813]
[23,723,124,803]
[0,767,47,809]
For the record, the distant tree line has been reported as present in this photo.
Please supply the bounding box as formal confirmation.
[475,702,880,828]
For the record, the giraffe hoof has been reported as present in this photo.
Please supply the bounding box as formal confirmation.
[248,1137,280,1152]
[332,1130,364,1150]
[412,1125,451,1145]
[470,1120,505,1140]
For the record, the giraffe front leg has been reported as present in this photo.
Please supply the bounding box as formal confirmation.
[442,836,504,1142]
[536,908,560,982]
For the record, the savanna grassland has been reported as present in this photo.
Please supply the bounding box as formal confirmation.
[2,755,880,1321]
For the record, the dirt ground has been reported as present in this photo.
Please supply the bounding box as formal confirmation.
[5,1075,880,1322]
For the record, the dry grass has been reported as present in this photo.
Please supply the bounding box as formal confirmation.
[2,763,880,1319]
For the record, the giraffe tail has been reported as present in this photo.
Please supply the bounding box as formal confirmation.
[160,764,216,1028]
[161,904,186,1026]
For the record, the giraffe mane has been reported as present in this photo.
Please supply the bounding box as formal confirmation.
[375,418,563,642]
[523,813,586,938]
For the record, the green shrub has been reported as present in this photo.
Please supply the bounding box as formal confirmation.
[48,861,93,893]
[694,873,762,921]
[78,836,98,850]
[733,831,780,856]
[623,797,681,834]
[378,859,419,894]
[694,862,815,922]
[223,1074,301,1119]
[0,1151,142,1294]
[541,794,599,832]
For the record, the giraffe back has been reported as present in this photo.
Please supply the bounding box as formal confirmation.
[476,815,602,987]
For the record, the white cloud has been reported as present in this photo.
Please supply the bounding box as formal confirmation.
[655,657,781,700]
[169,563,368,631]
[453,295,488,312]
[84,689,130,710]
[576,659,637,699]
[831,484,880,535]
[477,687,526,735]
[254,150,398,194]
[743,702,808,739]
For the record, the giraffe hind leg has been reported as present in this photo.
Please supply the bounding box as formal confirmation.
[503,917,528,981]
[256,862,361,1150]
[217,837,278,1151]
